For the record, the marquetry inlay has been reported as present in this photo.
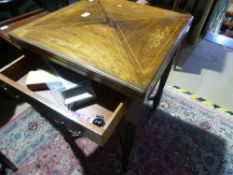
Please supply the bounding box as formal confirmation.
[10,0,192,95]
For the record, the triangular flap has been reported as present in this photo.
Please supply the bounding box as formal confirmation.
[17,24,141,87]
[117,18,187,87]
[100,0,190,22]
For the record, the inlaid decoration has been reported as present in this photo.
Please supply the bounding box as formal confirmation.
[10,0,192,95]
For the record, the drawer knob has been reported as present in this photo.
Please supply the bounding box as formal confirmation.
[65,121,85,138]
[93,115,105,127]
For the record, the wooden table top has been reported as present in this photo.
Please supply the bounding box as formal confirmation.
[10,0,192,97]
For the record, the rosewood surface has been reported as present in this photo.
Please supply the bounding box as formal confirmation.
[9,0,192,97]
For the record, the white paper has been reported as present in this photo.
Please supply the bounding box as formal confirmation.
[64,92,93,105]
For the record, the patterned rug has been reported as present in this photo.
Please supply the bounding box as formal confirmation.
[0,86,233,175]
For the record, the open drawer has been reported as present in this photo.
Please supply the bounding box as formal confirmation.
[0,55,126,146]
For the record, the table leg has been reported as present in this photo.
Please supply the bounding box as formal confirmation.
[120,56,174,171]
[151,57,173,110]
[118,121,136,171]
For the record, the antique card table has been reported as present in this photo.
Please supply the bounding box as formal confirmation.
[0,0,192,146]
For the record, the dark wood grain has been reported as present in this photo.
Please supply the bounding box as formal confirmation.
[9,0,192,97]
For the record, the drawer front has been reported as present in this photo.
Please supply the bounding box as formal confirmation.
[0,56,126,146]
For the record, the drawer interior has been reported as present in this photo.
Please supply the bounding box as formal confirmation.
[0,56,126,145]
